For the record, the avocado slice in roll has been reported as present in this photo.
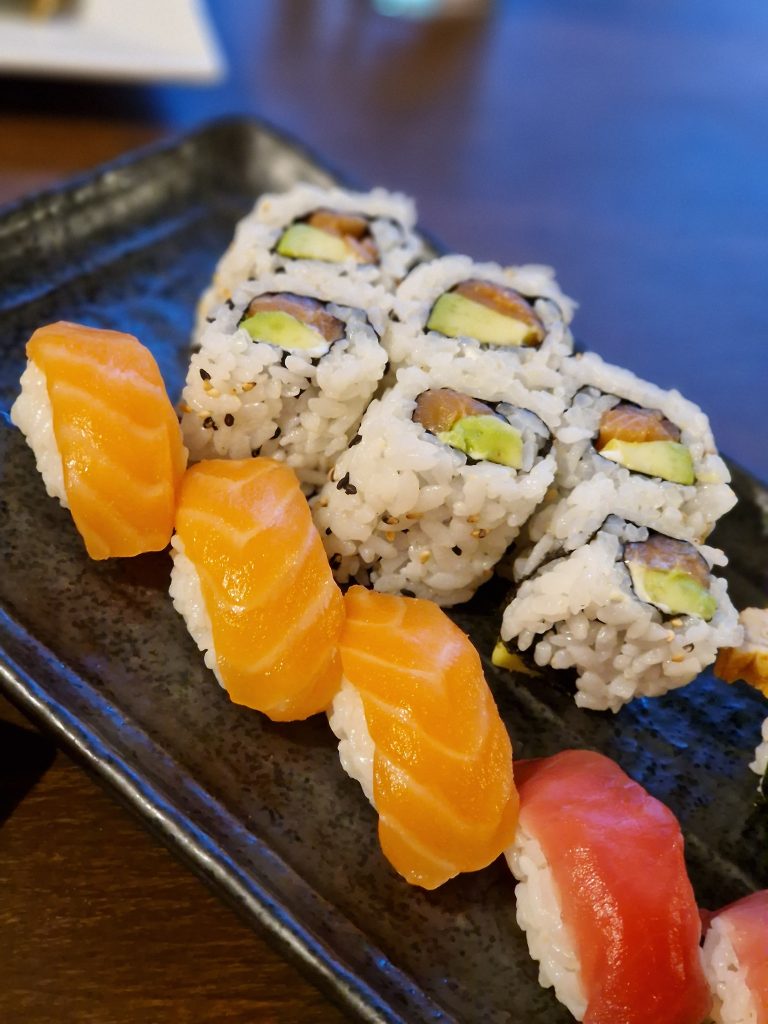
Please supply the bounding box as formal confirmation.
[624,532,717,621]
[413,388,524,468]
[426,279,544,348]
[596,402,695,485]
[240,293,345,352]
[276,209,378,265]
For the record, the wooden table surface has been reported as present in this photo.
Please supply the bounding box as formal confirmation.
[1,1,767,1021]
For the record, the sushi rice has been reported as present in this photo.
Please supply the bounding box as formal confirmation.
[501,516,742,711]
[702,914,759,1024]
[198,183,424,324]
[181,271,389,492]
[507,823,587,1020]
[514,352,736,579]
[386,254,575,394]
[751,717,768,779]
[314,363,561,606]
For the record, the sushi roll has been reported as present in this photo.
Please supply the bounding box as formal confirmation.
[10,321,187,560]
[702,890,768,1024]
[198,183,424,323]
[515,352,736,579]
[386,255,575,394]
[507,750,711,1024]
[169,458,344,721]
[181,272,389,492]
[313,364,560,606]
[329,586,519,889]
[500,517,742,711]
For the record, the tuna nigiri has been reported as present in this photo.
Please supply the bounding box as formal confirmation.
[702,890,768,1024]
[169,458,344,721]
[507,750,710,1024]
[329,586,519,889]
[10,321,187,559]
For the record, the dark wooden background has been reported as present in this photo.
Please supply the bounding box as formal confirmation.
[1,1,766,1020]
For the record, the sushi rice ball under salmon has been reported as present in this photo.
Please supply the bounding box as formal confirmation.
[11,321,187,560]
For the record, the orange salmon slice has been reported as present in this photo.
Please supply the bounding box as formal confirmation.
[27,321,186,560]
[174,458,344,721]
[597,401,680,449]
[339,586,519,889]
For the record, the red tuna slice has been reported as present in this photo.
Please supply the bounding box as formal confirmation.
[514,750,711,1024]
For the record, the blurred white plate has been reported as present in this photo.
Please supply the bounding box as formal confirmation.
[0,0,224,82]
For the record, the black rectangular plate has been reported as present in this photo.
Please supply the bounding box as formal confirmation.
[0,118,766,1024]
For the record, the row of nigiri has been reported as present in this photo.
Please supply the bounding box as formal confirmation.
[9,321,768,1022]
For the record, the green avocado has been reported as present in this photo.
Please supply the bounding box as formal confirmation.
[437,414,523,468]
[599,439,695,485]
[240,310,325,351]
[627,563,717,621]
[426,292,536,347]
[275,223,352,263]
[492,641,541,677]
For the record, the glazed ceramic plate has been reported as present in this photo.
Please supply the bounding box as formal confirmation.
[0,119,766,1024]
[0,0,222,83]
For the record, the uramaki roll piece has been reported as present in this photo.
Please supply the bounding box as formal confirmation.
[10,321,187,559]
[507,750,711,1024]
[329,586,519,889]
[169,458,344,721]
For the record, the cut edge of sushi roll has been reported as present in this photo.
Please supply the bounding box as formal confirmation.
[506,822,587,1021]
[701,914,758,1024]
[10,359,68,507]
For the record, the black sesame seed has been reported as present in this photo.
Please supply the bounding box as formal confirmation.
[224,413,235,427]
[401,589,416,598]
[251,448,260,458]
[225,298,235,310]
[205,316,215,324]
[271,426,281,440]
[349,434,362,447]
[452,545,463,556]
[202,416,217,431]
[336,472,350,492]
[199,368,211,381]
[325,528,332,535]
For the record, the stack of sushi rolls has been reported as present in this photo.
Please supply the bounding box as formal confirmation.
[507,750,712,1024]
[701,891,768,1024]
[313,362,561,606]
[499,516,742,711]
[197,183,424,325]
[180,272,390,492]
[386,254,575,395]
[513,351,736,580]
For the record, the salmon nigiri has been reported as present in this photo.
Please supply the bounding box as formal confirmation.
[703,890,768,1024]
[329,586,519,889]
[10,321,187,559]
[507,750,711,1024]
[169,458,344,721]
